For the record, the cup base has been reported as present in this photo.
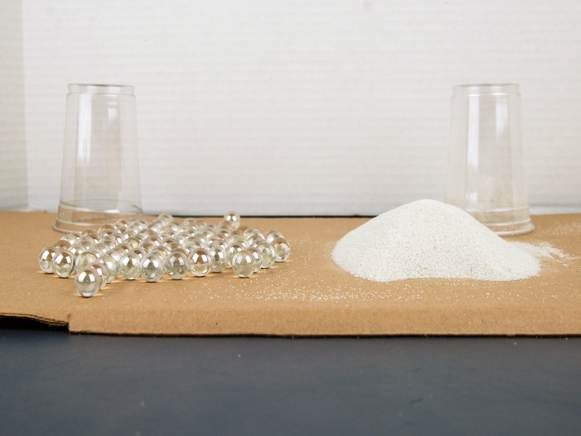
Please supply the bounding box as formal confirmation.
[465,208,535,236]
[54,201,143,233]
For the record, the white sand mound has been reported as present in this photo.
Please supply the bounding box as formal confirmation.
[332,200,539,282]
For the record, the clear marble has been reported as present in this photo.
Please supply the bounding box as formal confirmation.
[231,250,255,278]
[248,236,266,247]
[75,251,98,273]
[139,240,157,252]
[53,249,76,278]
[77,236,96,250]
[98,254,118,283]
[226,242,245,264]
[53,239,72,252]
[207,236,228,250]
[120,252,141,280]
[98,224,116,237]
[59,233,79,245]
[87,261,110,289]
[140,253,165,282]
[223,211,241,230]
[165,251,189,280]
[150,246,170,260]
[68,243,86,258]
[132,247,148,259]
[75,267,102,298]
[271,237,291,262]
[256,242,276,269]
[247,247,264,273]
[227,235,249,248]
[82,229,100,241]
[124,237,141,249]
[266,231,284,244]
[188,248,212,277]
[38,246,58,273]
[207,244,228,273]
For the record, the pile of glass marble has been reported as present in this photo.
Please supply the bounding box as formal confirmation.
[37,212,291,298]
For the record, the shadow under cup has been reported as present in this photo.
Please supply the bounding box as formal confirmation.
[446,83,534,236]
[54,84,143,232]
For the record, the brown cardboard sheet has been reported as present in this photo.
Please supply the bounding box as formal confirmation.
[0,211,580,336]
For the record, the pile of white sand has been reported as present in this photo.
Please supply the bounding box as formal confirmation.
[332,200,539,282]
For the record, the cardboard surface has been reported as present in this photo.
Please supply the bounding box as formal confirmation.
[0,211,580,336]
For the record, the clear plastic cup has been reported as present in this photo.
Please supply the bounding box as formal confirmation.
[54,84,143,232]
[445,83,534,236]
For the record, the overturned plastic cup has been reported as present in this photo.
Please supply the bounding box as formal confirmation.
[446,83,534,236]
[54,84,143,232]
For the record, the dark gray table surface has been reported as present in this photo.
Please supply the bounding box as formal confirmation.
[1,319,579,436]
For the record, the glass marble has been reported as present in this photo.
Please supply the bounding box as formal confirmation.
[53,249,76,278]
[77,236,96,250]
[114,221,129,233]
[92,243,111,255]
[158,213,173,223]
[215,228,230,239]
[109,246,127,262]
[248,236,266,247]
[165,221,181,233]
[256,242,276,269]
[144,235,164,246]
[266,231,284,244]
[140,253,165,282]
[139,240,157,252]
[226,242,245,264]
[100,236,117,250]
[87,261,110,289]
[171,247,189,257]
[120,251,141,280]
[59,233,79,245]
[207,244,228,273]
[188,248,212,277]
[247,247,264,273]
[98,224,116,237]
[75,251,98,273]
[203,223,217,234]
[192,220,206,232]
[162,236,179,246]
[82,228,100,240]
[207,236,227,250]
[185,236,206,248]
[164,241,181,252]
[132,247,148,259]
[231,250,255,278]
[218,220,235,231]
[227,235,249,248]
[271,237,291,262]
[182,218,197,227]
[150,246,170,260]
[68,243,86,258]
[148,222,163,234]
[124,237,141,249]
[174,235,186,246]
[98,254,118,283]
[223,211,240,230]
[53,239,72,251]
[165,251,189,280]
[199,229,214,239]
[121,230,137,240]
[140,229,156,238]
[243,227,260,238]
[75,267,102,298]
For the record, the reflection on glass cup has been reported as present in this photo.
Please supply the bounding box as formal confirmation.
[446,84,534,236]
[54,84,143,232]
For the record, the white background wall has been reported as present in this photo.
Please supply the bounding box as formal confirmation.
[2,0,580,215]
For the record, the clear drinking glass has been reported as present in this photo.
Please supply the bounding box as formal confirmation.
[446,83,534,235]
[54,84,143,232]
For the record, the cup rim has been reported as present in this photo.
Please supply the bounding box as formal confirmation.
[68,83,134,95]
[453,83,519,95]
